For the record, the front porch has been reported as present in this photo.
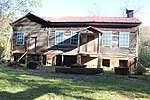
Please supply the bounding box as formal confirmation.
[76,26,103,68]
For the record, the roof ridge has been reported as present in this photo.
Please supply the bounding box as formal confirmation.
[43,16,131,18]
[43,16,141,24]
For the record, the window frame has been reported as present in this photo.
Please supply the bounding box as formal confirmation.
[119,32,129,48]
[70,31,78,45]
[102,31,112,47]
[55,31,64,45]
[16,32,24,46]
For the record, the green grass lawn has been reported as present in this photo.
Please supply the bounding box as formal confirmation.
[0,65,150,100]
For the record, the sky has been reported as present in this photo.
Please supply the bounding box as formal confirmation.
[33,0,150,26]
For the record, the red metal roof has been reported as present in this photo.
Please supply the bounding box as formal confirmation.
[44,16,141,23]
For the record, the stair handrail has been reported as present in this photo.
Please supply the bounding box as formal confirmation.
[17,52,27,62]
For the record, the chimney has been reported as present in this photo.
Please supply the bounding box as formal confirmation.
[126,9,134,18]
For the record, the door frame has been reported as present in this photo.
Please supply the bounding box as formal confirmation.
[29,37,37,52]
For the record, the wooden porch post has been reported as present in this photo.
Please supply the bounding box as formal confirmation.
[77,32,81,64]
[40,54,43,67]
[62,54,64,66]
[97,33,102,68]
[25,40,28,65]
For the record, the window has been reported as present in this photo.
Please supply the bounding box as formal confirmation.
[119,32,129,48]
[55,31,64,45]
[102,59,110,67]
[71,31,78,45]
[102,31,112,46]
[16,32,24,45]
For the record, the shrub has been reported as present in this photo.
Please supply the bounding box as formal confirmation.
[71,64,86,68]
[114,67,129,75]
[27,61,39,69]
[131,64,146,75]
[7,61,23,68]
[0,59,7,64]
[138,47,150,67]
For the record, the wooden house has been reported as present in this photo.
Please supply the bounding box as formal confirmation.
[11,10,141,69]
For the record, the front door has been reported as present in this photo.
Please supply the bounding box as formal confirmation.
[28,37,37,52]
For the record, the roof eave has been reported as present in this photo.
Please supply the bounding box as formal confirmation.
[49,21,141,27]
[10,12,31,26]
[10,12,49,26]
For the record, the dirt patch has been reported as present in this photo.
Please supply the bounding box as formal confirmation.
[2,65,109,81]
[33,67,107,81]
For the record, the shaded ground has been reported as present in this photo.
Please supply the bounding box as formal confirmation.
[0,65,150,100]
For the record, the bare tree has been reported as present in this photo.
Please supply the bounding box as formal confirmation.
[87,0,104,16]
[0,0,42,21]
[120,0,144,17]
